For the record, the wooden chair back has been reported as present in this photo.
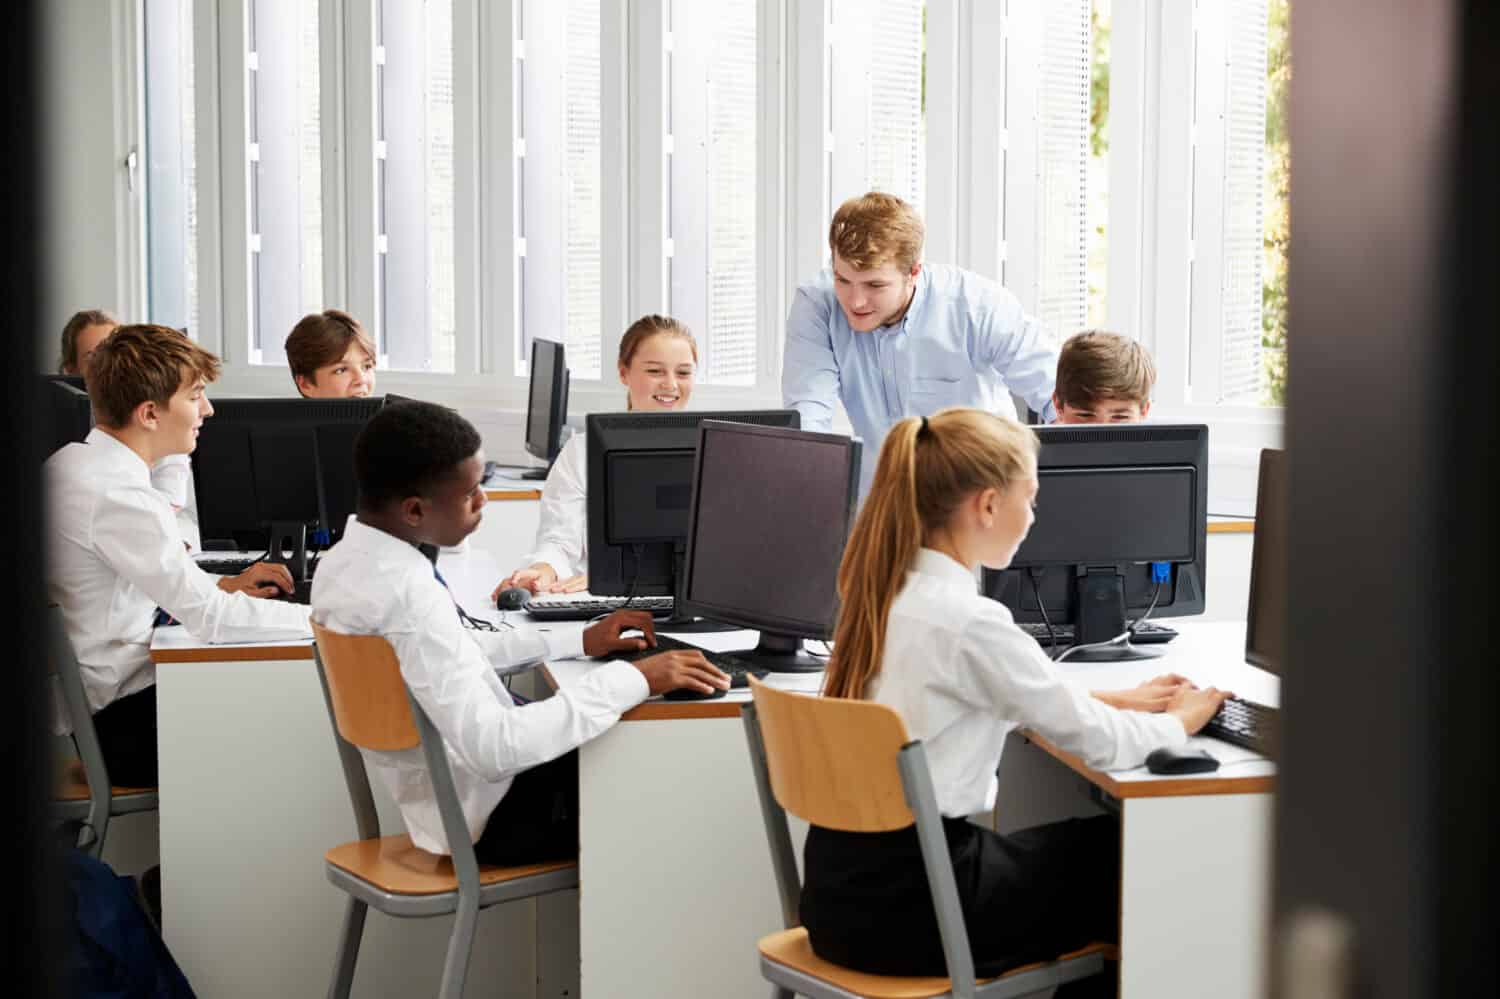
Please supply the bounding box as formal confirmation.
[747,678,915,833]
[312,620,421,752]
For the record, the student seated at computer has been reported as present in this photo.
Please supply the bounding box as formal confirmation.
[285,309,378,398]
[45,325,314,787]
[1050,329,1155,425]
[493,314,699,598]
[56,309,201,549]
[312,400,728,862]
[802,407,1227,989]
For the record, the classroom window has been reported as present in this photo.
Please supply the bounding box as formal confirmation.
[668,0,757,386]
[1035,0,1092,344]
[375,0,456,374]
[1087,0,1111,329]
[828,0,927,219]
[247,0,323,363]
[515,0,603,381]
[144,0,198,337]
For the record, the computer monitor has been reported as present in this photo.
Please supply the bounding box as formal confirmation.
[191,397,384,552]
[981,423,1209,661]
[1246,448,1286,674]
[522,338,569,480]
[42,377,93,458]
[586,409,800,628]
[679,421,861,672]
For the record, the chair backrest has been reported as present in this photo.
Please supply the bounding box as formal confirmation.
[47,605,114,856]
[312,620,421,752]
[747,678,914,833]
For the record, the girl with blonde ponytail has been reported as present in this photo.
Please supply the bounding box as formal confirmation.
[802,407,1230,987]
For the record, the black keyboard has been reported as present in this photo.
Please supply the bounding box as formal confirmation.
[1019,620,1178,646]
[526,594,674,621]
[604,634,768,689]
[1201,696,1277,755]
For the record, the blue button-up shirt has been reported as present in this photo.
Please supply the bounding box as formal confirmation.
[782,264,1059,496]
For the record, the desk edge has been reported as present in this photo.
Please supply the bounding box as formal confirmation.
[1025,732,1274,798]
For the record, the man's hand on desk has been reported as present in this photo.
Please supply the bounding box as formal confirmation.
[1093,673,1194,713]
[216,562,293,599]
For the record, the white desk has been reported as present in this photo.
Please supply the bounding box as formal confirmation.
[544,619,1275,999]
[151,548,561,999]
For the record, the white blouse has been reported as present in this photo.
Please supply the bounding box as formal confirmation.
[518,432,588,579]
[870,548,1188,818]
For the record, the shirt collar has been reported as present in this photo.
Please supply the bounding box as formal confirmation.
[84,427,152,482]
[900,266,931,332]
[340,516,433,573]
[910,547,978,588]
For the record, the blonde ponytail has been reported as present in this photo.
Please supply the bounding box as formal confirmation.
[822,408,1039,700]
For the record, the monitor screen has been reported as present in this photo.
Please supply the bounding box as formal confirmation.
[681,421,860,640]
[1245,448,1286,674]
[586,409,800,599]
[192,397,383,549]
[981,423,1209,659]
[524,339,567,463]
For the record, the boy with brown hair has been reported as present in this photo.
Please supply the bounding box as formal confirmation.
[46,325,311,786]
[1051,330,1157,424]
[284,309,378,398]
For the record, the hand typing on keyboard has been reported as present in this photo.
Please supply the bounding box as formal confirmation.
[579,610,730,698]
[214,561,296,600]
[1092,673,1195,713]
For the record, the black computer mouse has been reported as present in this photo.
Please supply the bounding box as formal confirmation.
[495,587,532,611]
[1145,745,1220,775]
[663,685,728,702]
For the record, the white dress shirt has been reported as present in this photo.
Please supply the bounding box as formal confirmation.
[518,433,587,579]
[871,548,1188,818]
[45,429,314,716]
[150,452,201,551]
[312,516,649,855]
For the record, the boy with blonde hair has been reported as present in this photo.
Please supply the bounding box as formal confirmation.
[1051,330,1156,424]
[782,191,1059,496]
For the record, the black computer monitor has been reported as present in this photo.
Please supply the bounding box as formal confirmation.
[1246,448,1286,674]
[522,338,569,479]
[981,423,1209,661]
[586,409,800,627]
[679,421,861,672]
[42,377,93,458]
[191,397,384,552]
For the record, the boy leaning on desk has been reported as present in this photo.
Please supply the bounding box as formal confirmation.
[310,400,729,863]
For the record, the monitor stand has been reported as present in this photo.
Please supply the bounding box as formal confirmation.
[651,544,738,632]
[265,521,312,582]
[1060,566,1165,662]
[729,632,826,674]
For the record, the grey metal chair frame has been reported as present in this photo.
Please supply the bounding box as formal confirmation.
[741,700,1106,999]
[312,640,579,999]
[48,607,158,858]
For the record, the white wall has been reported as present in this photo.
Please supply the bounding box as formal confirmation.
[41,0,136,365]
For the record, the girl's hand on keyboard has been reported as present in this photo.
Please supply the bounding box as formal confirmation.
[541,573,589,594]
[633,650,732,697]
[1167,686,1233,735]
[492,563,558,599]
[1093,674,1193,713]
[583,610,659,657]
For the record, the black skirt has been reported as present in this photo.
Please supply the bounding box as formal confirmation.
[799,814,1120,980]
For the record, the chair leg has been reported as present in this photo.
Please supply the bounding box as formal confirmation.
[327,897,368,999]
[437,893,480,999]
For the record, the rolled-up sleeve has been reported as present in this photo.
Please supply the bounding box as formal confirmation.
[782,285,841,432]
[518,436,587,579]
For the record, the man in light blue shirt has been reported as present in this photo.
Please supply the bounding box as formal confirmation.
[782,192,1059,495]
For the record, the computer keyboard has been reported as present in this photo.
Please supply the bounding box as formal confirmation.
[606,634,768,689]
[1019,620,1178,646]
[1201,695,1277,755]
[525,592,675,621]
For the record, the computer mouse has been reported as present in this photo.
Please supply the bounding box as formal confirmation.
[495,586,532,611]
[662,685,728,702]
[1145,745,1220,775]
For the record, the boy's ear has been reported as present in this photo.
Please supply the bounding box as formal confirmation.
[133,399,161,432]
[399,495,426,528]
[1050,391,1061,412]
[294,373,316,396]
[1139,400,1152,419]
